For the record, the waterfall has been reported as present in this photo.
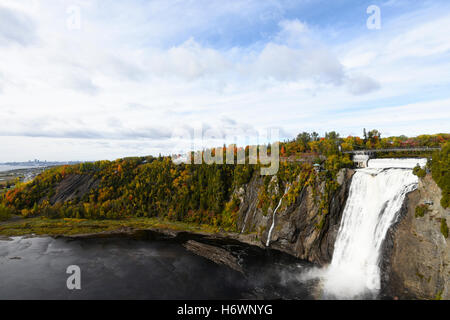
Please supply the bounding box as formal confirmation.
[322,158,427,299]
[241,213,248,234]
[266,186,290,247]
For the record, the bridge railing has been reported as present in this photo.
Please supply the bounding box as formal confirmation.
[343,147,441,154]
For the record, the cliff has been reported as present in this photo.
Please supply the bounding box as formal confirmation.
[4,156,448,299]
[237,168,354,265]
[237,166,449,299]
[383,173,450,299]
[50,174,99,204]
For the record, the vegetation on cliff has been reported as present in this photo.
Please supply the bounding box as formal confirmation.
[430,142,450,208]
[4,156,342,233]
[1,130,448,234]
[0,153,350,233]
[413,165,427,179]
[0,204,12,221]
[415,204,430,218]
[280,131,449,158]
[1,157,259,231]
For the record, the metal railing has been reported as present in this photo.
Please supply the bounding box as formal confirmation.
[343,147,441,154]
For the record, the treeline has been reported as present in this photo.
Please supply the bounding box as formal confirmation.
[0,154,353,231]
[1,156,260,230]
[1,131,448,229]
[280,130,450,157]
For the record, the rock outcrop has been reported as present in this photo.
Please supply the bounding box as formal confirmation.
[383,174,450,299]
[26,165,450,299]
[237,169,354,265]
[237,168,449,299]
[50,174,99,204]
[183,240,244,274]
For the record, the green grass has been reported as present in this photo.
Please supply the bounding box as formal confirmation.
[0,204,12,221]
[0,216,221,237]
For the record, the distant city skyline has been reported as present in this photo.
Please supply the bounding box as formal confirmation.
[0,0,449,162]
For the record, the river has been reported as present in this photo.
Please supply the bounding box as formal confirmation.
[0,235,315,300]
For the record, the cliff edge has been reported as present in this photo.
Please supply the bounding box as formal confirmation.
[384,174,450,299]
[237,168,354,265]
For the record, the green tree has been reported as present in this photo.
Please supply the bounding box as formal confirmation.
[431,142,450,208]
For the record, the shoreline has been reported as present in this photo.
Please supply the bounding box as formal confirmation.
[0,217,296,282]
[0,216,263,249]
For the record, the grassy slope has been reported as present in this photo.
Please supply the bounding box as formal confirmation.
[0,216,222,237]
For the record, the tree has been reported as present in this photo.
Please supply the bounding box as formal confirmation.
[325,131,340,141]
[296,132,311,150]
[368,129,381,141]
[311,132,319,141]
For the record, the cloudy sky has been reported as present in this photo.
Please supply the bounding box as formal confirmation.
[0,0,449,162]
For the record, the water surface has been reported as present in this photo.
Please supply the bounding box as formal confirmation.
[0,236,315,300]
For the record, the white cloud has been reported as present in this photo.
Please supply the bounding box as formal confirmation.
[0,5,37,46]
[0,1,448,161]
[145,38,231,80]
[249,42,345,84]
[346,74,381,95]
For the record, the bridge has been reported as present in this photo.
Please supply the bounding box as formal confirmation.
[343,147,441,168]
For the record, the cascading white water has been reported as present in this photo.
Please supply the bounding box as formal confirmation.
[241,214,248,234]
[266,186,290,247]
[323,158,427,299]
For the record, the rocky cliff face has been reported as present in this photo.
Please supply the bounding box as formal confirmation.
[28,164,449,299]
[382,174,450,299]
[237,169,354,265]
[50,174,99,204]
[237,168,449,299]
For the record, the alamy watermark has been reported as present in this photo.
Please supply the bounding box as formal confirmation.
[170,127,280,175]
[66,5,82,30]
[66,265,81,290]
[367,5,381,30]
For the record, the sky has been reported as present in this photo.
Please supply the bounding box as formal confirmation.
[0,0,449,162]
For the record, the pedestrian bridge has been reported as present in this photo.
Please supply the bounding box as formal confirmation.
[343,147,440,168]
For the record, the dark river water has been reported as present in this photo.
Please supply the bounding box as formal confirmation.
[0,234,316,300]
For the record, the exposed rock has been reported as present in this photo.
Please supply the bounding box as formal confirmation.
[383,174,450,299]
[50,174,99,204]
[238,174,266,234]
[183,240,244,274]
[237,168,354,265]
